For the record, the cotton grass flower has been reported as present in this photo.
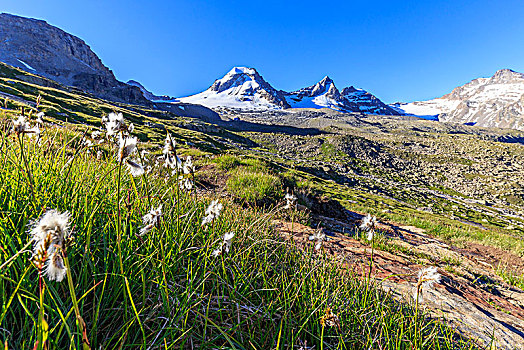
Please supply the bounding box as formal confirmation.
[81,138,94,148]
[118,135,144,177]
[139,205,162,236]
[35,112,45,126]
[413,266,441,304]
[126,159,145,176]
[283,193,297,210]
[27,124,40,137]
[309,228,326,250]
[30,210,71,282]
[102,112,125,136]
[118,135,138,160]
[366,229,374,241]
[360,213,377,241]
[91,130,102,140]
[12,115,30,134]
[183,156,194,174]
[202,200,223,227]
[12,115,39,135]
[163,132,176,155]
[211,232,235,257]
[163,133,182,170]
[179,177,193,191]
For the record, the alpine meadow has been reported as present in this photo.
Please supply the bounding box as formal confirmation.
[1,6,524,350]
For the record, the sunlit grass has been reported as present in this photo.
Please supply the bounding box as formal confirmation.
[0,116,479,349]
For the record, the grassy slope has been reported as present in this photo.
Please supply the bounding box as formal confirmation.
[241,130,524,259]
[0,63,479,348]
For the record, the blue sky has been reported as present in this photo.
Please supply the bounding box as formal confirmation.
[3,0,524,103]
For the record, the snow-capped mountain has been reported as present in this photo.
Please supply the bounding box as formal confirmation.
[286,76,398,115]
[178,67,399,115]
[392,69,524,130]
[286,76,343,109]
[178,67,289,110]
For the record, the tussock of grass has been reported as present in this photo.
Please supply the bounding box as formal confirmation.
[213,153,267,172]
[226,168,282,203]
[0,116,478,349]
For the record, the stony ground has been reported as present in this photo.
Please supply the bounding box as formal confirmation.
[274,212,524,350]
[206,108,524,348]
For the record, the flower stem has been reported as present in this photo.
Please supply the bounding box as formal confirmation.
[64,255,91,349]
[37,272,45,350]
[414,285,421,348]
[115,147,129,326]
[17,134,37,204]
[116,158,124,276]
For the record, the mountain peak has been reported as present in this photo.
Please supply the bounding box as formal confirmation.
[178,66,289,110]
[226,67,257,76]
[494,68,517,75]
[341,86,358,95]
[490,68,524,82]
[319,75,333,83]
[179,67,399,115]
[392,69,524,130]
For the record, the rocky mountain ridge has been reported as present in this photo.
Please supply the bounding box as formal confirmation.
[178,67,400,115]
[0,13,148,105]
[127,80,174,102]
[392,69,524,130]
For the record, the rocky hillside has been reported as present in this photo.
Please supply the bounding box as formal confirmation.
[393,69,524,130]
[127,79,173,102]
[0,13,147,105]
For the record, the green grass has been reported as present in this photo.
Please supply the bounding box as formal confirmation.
[213,153,268,172]
[496,265,524,290]
[226,167,282,203]
[0,115,479,349]
[278,164,524,257]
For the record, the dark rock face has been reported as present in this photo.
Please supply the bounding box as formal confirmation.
[127,80,174,102]
[340,86,400,115]
[0,13,148,105]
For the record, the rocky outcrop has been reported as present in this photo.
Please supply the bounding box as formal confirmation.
[127,80,174,102]
[275,218,524,350]
[0,13,148,105]
[340,86,400,115]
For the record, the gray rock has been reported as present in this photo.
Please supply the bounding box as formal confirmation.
[0,13,148,105]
